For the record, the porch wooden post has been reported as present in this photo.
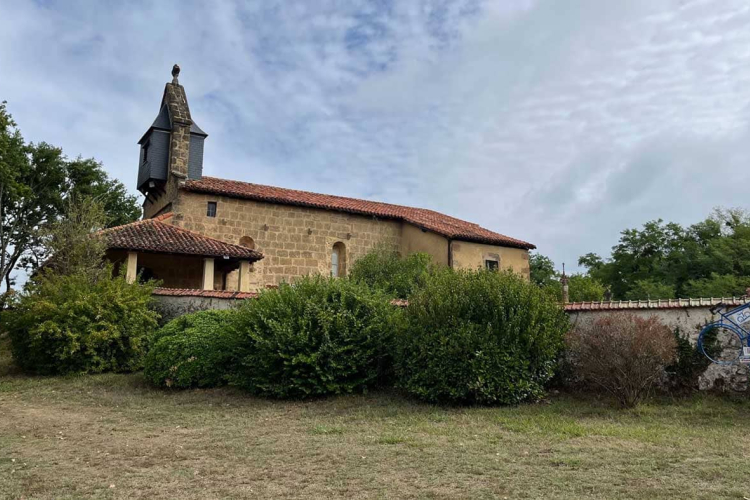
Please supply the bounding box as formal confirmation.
[202,257,215,290]
[126,252,138,284]
[239,260,252,292]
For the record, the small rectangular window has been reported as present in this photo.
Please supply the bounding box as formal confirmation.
[206,201,217,217]
[485,259,499,271]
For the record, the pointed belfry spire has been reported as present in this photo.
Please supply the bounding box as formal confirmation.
[162,64,193,180]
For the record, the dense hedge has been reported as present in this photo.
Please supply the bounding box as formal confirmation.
[144,310,239,389]
[5,271,159,375]
[349,246,432,299]
[395,268,569,405]
[231,276,398,398]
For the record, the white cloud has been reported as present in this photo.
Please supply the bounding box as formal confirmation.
[1,0,750,277]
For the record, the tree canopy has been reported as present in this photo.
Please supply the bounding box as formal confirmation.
[578,208,750,300]
[0,101,140,294]
[529,252,606,302]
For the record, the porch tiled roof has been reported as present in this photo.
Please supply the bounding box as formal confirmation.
[101,213,263,260]
[183,176,535,249]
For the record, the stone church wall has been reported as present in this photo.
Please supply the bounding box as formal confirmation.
[170,191,403,290]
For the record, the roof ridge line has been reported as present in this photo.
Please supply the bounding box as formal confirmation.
[199,176,435,212]
[186,176,536,249]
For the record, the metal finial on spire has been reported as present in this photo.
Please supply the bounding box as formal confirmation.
[171,64,181,84]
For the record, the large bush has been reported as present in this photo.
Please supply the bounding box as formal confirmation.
[349,245,432,299]
[144,309,239,389]
[395,268,569,405]
[231,276,398,398]
[5,269,159,375]
[566,313,677,407]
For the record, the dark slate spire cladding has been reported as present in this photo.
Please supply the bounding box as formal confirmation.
[137,65,207,194]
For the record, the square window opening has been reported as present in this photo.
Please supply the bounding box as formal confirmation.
[206,201,217,218]
[485,259,499,271]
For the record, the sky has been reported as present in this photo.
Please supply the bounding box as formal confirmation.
[2,0,750,274]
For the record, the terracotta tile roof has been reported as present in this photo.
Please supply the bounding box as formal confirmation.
[152,287,257,299]
[564,297,746,312]
[183,177,535,249]
[101,213,263,260]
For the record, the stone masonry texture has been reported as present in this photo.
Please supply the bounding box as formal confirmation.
[170,191,403,289]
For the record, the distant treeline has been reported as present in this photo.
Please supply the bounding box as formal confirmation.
[532,208,750,301]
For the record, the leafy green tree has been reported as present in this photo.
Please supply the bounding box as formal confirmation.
[568,274,606,302]
[682,273,750,298]
[42,197,109,278]
[530,252,604,302]
[1,117,67,293]
[0,102,140,296]
[67,158,141,228]
[578,209,750,299]
[529,252,556,287]
[542,274,605,302]
[624,279,676,300]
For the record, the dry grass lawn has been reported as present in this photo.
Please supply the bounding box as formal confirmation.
[2,337,750,499]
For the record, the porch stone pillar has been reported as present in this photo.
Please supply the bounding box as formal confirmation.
[202,257,215,291]
[239,260,252,292]
[126,252,138,284]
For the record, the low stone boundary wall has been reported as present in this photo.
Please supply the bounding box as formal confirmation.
[152,288,256,322]
[565,298,749,391]
[152,288,750,391]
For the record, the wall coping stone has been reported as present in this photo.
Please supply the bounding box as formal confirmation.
[565,297,746,312]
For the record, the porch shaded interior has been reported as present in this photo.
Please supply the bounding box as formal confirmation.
[107,249,249,291]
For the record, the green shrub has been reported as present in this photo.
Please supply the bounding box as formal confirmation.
[144,309,239,389]
[5,268,159,375]
[231,276,398,398]
[349,245,432,299]
[395,268,569,405]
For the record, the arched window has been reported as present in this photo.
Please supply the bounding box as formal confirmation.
[239,236,255,249]
[331,242,346,277]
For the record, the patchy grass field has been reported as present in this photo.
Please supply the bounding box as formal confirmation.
[1,338,750,499]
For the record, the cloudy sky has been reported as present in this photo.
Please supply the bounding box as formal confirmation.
[2,0,750,272]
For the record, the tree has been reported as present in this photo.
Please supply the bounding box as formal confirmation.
[0,102,140,297]
[67,158,141,228]
[682,273,750,298]
[529,252,556,287]
[0,107,67,292]
[624,279,675,300]
[42,196,109,279]
[567,274,606,302]
[530,252,605,302]
[577,209,750,299]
